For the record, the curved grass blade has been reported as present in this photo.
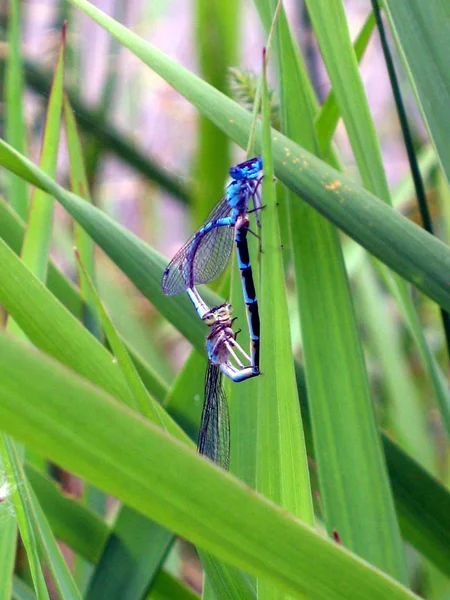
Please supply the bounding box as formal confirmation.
[0,334,420,600]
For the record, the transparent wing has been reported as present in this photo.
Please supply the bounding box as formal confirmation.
[197,363,230,470]
[161,196,234,295]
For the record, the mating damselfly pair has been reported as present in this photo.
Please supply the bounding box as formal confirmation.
[161,156,264,469]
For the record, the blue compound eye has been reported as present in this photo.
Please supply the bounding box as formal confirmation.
[229,156,263,180]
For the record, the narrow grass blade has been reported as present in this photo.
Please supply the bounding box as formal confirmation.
[0,440,49,599]
[65,96,102,340]
[74,249,162,423]
[4,0,28,220]
[17,25,65,283]
[256,45,313,599]
[0,334,420,600]
[0,235,185,445]
[0,198,81,317]
[382,1,450,187]
[315,11,376,152]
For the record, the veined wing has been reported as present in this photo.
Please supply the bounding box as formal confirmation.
[161,196,234,296]
[197,363,230,470]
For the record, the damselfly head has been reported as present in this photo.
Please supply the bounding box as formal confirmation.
[202,303,233,326]
[229,156,263,180]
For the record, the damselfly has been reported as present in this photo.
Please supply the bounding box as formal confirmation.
[198,303,258,468]
[162,156,263,298]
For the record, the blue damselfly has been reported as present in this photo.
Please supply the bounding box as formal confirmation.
[162,156,263,298]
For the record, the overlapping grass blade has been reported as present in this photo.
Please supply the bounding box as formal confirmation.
[0,334,420,600]
[0,197,167,401]
[256,43,313,599]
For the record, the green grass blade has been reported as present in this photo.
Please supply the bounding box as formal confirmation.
[74,249,162,423]
[26,464,108,563]
[303,0,450,436]
[304,0,390,201]
[0,452,18,600]
[0,334,420,600]
[0,197,166,401]
[0,236,192,442]
[356,265,434,471]
[64,96,102,340]
[145,570,199,600]
[382,0,450,187]
[0,440,49,599]
[0,138,221,350]
[4,0,28,220]
[384,436,450,579]
[256,45,313,599]
[26,484,82,600]
[315,11,376,152]
[18,26,65,283]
